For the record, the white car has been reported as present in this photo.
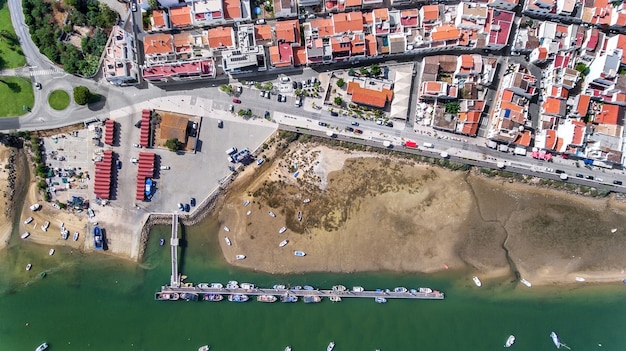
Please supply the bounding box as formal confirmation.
[130,158,138,164]
[160,166,170,170]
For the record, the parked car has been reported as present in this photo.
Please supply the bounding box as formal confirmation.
[190,198,196,207]
[184,204,190,212]
[228,104,234,112]
[178,203,184,211]
[256,158,264,166]
[330,111,339,117]
[264,111,270,119]
[292,81,298,89]
[131,1,137,12]
[318,121,327,127]
[232,98,241,103]
[236,86,243,94]
[130,158,138,164]
[351,121,359,126]
[295,97,302,107]
[585,175,594,180]
[265,91,271,99]
[160,166,170,170]
[116,160,122,169]
[260,91,265,97]
[297,82,302,90]
[385,121,394,127]
[133,143,141,148]
[345,127,354,132]
[575,173,584,178]
[354,129,363,134]
[218,120,224,128]
[613,180,623,185]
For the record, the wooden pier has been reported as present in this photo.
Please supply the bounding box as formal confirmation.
[159,213,445,302]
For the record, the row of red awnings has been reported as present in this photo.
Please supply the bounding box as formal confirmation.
[140,109,151,148]
[94,150,113,200]
[104,119,115,146]
[136,152,156,201]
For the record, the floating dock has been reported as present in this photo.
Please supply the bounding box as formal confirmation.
[157,213,445,302]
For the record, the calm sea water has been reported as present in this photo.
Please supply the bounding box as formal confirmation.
[1,217,625,351]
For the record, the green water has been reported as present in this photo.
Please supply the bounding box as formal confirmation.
[1,217,625,351]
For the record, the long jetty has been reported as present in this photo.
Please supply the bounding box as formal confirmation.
[158,214,445,301]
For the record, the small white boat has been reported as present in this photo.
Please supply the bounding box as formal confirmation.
[48,249,55,256]
[26,263,32,271]
[246,210,252,216]
[24,217,33,224]
[303,198,311,203]
[35,342,48,351]
[520,278,532,288]
[550,332,562,348]
[575,276,585,282]
[243,200,250,207]
[278,239,288,247]
[41,221,50,232]
[73,232,79,241]
[223,226,230,232]
[225,237,232,246]
[241,282,256,290]
[198,283,210,289]
[505,335,515,348]
[393,287,407,293]
[472,276,482,287]
[352,286,364,292]
[278,226,287,234]
[375,297,387,303]
[294,251,306,257]
[611,228,617,233]
[329,295,342,302]
[198,345,210,351]
[235,254,246,260]
[21,232,30,239]
[297,211,302,221]
[269,211,276,217]
[327,341,335,351]
[30,203,41,211]
[284,347,292,351]
[210,283,223,288]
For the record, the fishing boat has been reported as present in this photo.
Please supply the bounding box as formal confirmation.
[303,285,315,290]
[210,283,224,289]
[198,283,210,289]
[182,293,199,301]
[375,297,387,303]
[24,217,33,224]
[278,239,288,247]
[520,278,532,288]
[35,342,48,351]
[505,335,515,348]
[332,285,347,292]
[257,295,277,303]
[294,251,306,257]
[352,286,364,292]
[235,254,246,260]
[281,295,298,303]
[327,342,335,351]
[26,264,32,271]
[393,287,407,293]
[228,294,249,302]
[93,226,103,250]
[225,237,232,246]
[246,210,252,216]
[48,249,55,256]
[273,284,286,290]
[198,345,210,351]
[73,232,80,241]
[241,283,256,290]
[278,226,287,234]
[269,211,276,217]
[419,287,432,293]
[329,296,342,302]
[575,277,585,282]
[472,276,482,287]
[297,211,302,221]
[227,281,239,289]
[243,200,250,207]
[303,295,322,303]
[203,294,223,302]
[154,292,180,301]
[21,232,30,239]
[223,226,230,232]
[551,332,560,348]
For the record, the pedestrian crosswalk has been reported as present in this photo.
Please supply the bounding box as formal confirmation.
[29,69,63,76]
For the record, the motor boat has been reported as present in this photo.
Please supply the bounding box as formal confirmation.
[223,226,230,232]
[48,249,55,256]
[278,227,287,234]
[294,251,306,257]
[472,276,482,287]
[327,341,335,351]
[21,232,30,239]
[235,254,246,260]
[505,335,515,348]
[278,240,288,247]
[225,237,232,246]
[35,342,48,351]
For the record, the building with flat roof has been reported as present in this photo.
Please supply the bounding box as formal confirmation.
[103,26,139,86]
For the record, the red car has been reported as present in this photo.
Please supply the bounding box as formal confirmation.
[232,98,241,103]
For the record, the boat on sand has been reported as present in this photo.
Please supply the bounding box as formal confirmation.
[505,335,515,348]
[278,239,288,247]
[223,226,230,232]
[278,227,287,234]
[225,237,232,246]
[21,232,30,239]
[520,278,532,288]
[235,254,246,260]
[26,264,32,271]
[472,276,482,287]
[294,251,306,257]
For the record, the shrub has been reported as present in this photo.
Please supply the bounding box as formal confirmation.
[73,86,91,105]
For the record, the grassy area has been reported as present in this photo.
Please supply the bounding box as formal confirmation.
[0,0,26,69]
[48,90,70,110]
[0,76,33,117]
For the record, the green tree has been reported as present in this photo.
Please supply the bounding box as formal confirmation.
[444,101,460,114]
[148,0,159,9]
[359,67,369,76]
[336,78,345,88]
[219,84,234,94]
[348,68,355,76]
[73,86,91,105]
[370,64,382,77]
[164,138,182,152]
[575,62,590,76]
[334,96,344,106]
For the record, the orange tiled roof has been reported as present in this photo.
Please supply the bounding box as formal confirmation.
[363,12,374,25]
[269,44,293,67]
[501,89,514,102]
[223,0,242,20]
[255,24,272,41]
[542,97,564,115]
[333,12,364,34]
[173,33,191,51]
[310,18,335,37]
[595,103,620,124]
[422,5,439,22]
[515,130,532,147]
[373,8,389,21]
[170,6,192,28]
[276,20,300,43]
[365,34,377,56]
[460,55,473,69]
[577,94,591,117]
[537,47,548,60]
[345,0,361,6]
[144,34,173,55]
[293,47,307,66]
[500,101,523,114]
[615,12,626,26]
[347,82,393,108]
[207,27,234,48]
[618,34,626,65]
[431,26,460,41]
[572,123,585,145]
[152,10,166,28]
[424,81,443,94]
[331,37,351,52]
[545,129,557,150]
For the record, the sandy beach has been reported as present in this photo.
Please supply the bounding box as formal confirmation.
[218,140,626,285]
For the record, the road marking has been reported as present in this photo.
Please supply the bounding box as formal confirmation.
[29,69,63,76]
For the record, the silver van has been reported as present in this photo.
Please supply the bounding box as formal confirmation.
[225,147,237,155]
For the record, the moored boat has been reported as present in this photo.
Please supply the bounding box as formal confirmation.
[182,293,199,301]
[303,295,322,303]
[227,281,239,289]
[297,211,302,221]
[223,226,230,232]
[30,203,41,211]
[505,335,515,348]
[278,239,288,247]
[303,198,310,203]
[278,226,287,234]
[48,249,55,256]
[281,294,298,303]
[61,229,69,240]
[419,287,432,293]
[257,295,278,303]
[352,286,364,292]
[26,263,32,271]
[155,292,180,301]
[246,210,252,216]
[35,342,48,351]
[41,221,49,231]
[93,226,103,250]
[284,347,292,351]
[273,284,286,290]
[203,294,223,302]
[327,341,335,351]
[159,238,164,246]
[520,278,532,288]
[393,287,407,293]
[375,297,387,303]
[235,254,246,260]
[332,285,347,292]
[294,251,306,257]
[24,217,33,224]
[198,345,210,351]
[550,332,561,348]
[228,294,249,302]
[21,232,30,239]
[472,276,482,287]
[303,285,315,290]
[73,232,80,241]
[329,296,342,302]
[575,276,585,282]
[269,211,276,217]
[198,283,210,289]
[240,282,256,290]
[290,285,302,291]
[210,283,224,289]
[225,237,232,246]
